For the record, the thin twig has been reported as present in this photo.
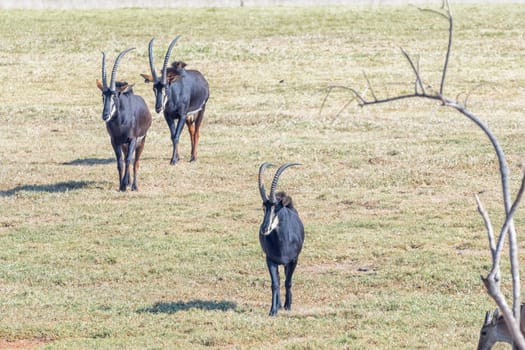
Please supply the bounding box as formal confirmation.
[319,86,335,118]
[415,55,421,94]
[335,95,358,118]
[362,71,377,101]
[400,48,425,95]
[417,1,452,96]
[464,83,484,108]
[441,6,453,96]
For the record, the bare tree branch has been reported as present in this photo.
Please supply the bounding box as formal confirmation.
[333,2,525,346]
[486,167,525,278]
[479,168,525,349]
[444,99,522,330]
[475,194,496,257]
[417,0,452,96]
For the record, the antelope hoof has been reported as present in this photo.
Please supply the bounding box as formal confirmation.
[268,301,281,316]
[284,294,292,310]
[170,155,180,165]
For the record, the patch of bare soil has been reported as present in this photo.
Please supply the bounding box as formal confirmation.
[0,339,49,349]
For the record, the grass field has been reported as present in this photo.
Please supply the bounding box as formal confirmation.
[1,4,525,349]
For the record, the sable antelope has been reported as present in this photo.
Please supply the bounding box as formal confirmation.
[258,162,305,316]
[478,306,525,350]
[141,36,209,165]
[96,48,152,191]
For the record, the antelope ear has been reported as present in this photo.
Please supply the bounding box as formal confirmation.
[492,308,500,323]
[174,61,186,69]
[119,83,134,93]
[141,74,154,83]
[484,310,491,325]
[96,79,104,91]
[281,195,292,208]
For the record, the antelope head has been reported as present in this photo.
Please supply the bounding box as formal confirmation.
[258,162,301,236]
[96,47,135,122]
[477,308,513,350]
[141,36,181,113]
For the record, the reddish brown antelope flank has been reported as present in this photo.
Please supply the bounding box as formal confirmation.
[96,48,152,191]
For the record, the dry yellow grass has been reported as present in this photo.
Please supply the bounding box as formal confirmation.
[0,4,524,349]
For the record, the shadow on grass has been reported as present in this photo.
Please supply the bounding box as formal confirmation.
[63,156,158,166]
[137,300,237,314]
[63,157,114,166]
[0,180,98,197]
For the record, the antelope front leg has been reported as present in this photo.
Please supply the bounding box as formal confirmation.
[284,259,298,311]
[165,116,180,165]
[112,141,124,191]
[166,114,187,165]
[266,258,281,316]
[121,140,136,191]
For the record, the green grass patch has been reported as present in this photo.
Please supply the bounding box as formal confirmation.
[1,4,524,349]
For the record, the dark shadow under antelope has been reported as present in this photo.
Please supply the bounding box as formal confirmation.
[96,48,152,191]
[258,162,305,316]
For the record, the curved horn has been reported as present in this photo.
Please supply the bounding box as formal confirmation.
[109,47,135,91]
[147,38,159,82]
[258,162,274,202]
[101,51,108,89]
[269,162,301,203]
[161,35,181,85]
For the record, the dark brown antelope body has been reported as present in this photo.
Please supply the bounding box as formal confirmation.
[141,36,209,165]
[258,162,304,316]
[96,48,152,191]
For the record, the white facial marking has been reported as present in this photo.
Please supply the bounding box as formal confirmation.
[107,100,117,122]
[264,215,279,236]
[162,91,168,108]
